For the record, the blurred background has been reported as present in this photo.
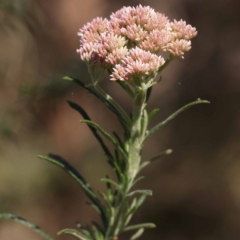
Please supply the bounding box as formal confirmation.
[0,0,240,239]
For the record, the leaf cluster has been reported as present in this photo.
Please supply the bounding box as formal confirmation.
[0,75,209,240]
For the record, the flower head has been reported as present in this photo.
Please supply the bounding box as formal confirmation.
[168,20,197,40]
[139,29,170,53]
[166,39,191,58]
[77,5,197,81]
[111,48,165,81]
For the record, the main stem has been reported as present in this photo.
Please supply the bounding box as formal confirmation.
[127,87,147,185]
[105,87,147,240]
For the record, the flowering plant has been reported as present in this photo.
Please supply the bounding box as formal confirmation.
[0,5,209,240]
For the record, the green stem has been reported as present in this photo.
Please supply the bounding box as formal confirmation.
[127,87,147,184]
[88,65,132,129]
[117,80,135,98]
[94,83,132,128]
[104,86,148,240]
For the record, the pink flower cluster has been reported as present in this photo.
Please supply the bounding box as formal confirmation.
[77,5,197,81]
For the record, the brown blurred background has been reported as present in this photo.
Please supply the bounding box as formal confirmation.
[0,0,240,239]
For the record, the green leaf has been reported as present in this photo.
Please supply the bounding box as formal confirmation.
[146,100,210,139]
[73,225,94,240]
[80,120,127,161]
[123,198,137,227]
[58,228,89,240]
[38,154,90,195]
[112,131,125,153]
[64,76,130,138]
[146,86,152,102]
[100,178,123,194]
[149,149,172,162]
[92,222,104,240]
[63,77,119,118]
[86,202,101,214]
[105,175,115,203]
[98,191,113,214]
[124,223,156,232]
[105,175,112,190]
[148,108,159,123]
[134,194,147,211]
[112,156,122,181]
[127,190,152,197]
[117,80,134,98]
[140,149,172,170]
[38,154,108,229]
[80,119,115,145]
[80,227,94,240]
[0,213,54,240]
[132,176,145,187]
[124,193,149,225]
[93,80,132,127]
[129,198,137,214]
[67,100,113,164]
[130,228,144,240]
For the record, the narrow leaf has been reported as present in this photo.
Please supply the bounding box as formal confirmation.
[67,100,113,162]
[80,120,127,160]
[81,227,94,240]
[80,120,115,145]
[86,202,101,214]
[117,80,134,98]
[92,225,103,240]
[0,213,54,240]
[128,198,137,214]
[146,86,152,102]
[112,156,122,181]
[64,76,130,138]
[39,154,87,183]
[134,194,147,211]
[124,223,156,232]
[100,178,123,193]
[146,100,210,139]
[124,198,137,226]
[112,131,125,152]
[38,154,107,228]
[92,221,105,237]
[131,176,145,187]
[124,194,149,223]
[58,228,88,240]
[130,228,144,240]
[124,213,133,228]
[148,108,159,123]
[93,82,132,127]
[105,175,112,191]
[63,77,119,117]
[140,149,172,170]
[127,190,152,197]
[98,191,112,212]
[149,149,172,162]
[123,198,137,227]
